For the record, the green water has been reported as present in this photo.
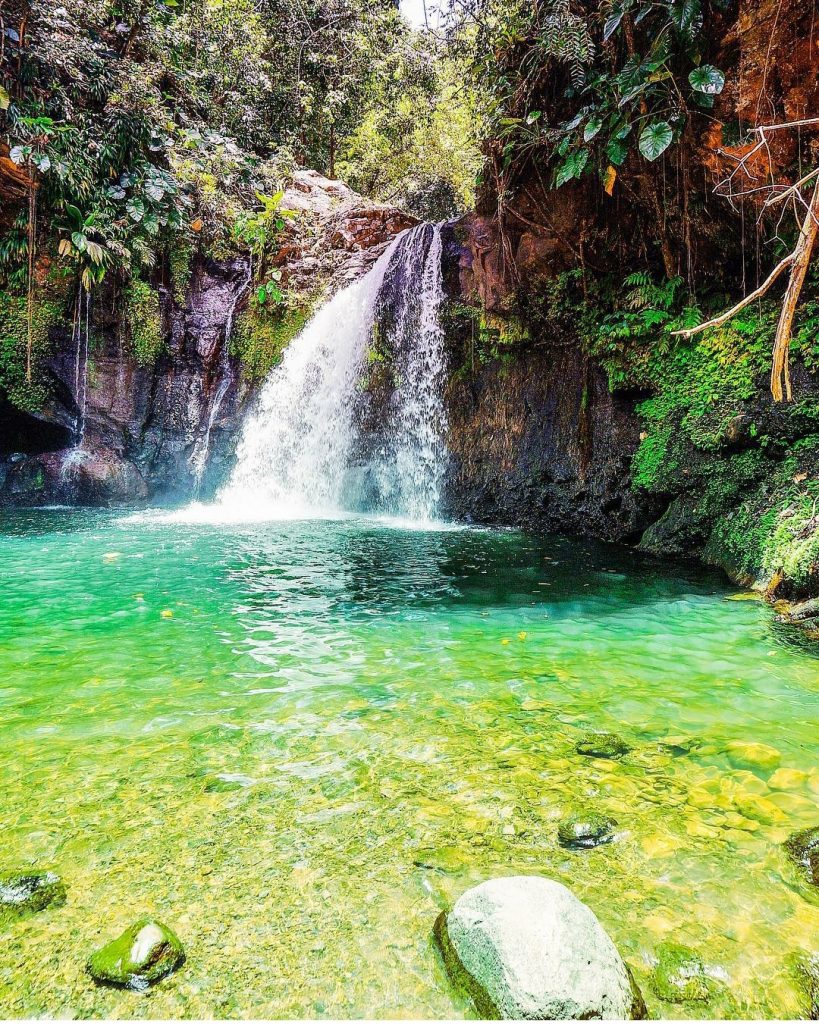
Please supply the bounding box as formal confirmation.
[1,507,818,1018]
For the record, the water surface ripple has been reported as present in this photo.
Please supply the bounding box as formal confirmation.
[1,508,818,1018]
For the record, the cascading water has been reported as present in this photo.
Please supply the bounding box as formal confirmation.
[190,261,252,489]
[217,222,448,522]
[61,284,92,480]
[367,223,447,520]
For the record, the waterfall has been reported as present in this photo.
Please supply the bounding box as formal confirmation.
[61,284,92,480]
[368,223,447,520]
[190,261,252,489]
[218,222,448,522]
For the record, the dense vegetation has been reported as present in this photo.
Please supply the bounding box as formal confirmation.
[0,0,481,401]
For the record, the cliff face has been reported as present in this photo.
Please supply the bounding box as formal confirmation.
[0,171,415,506]
[444,346,655,541]
[434,0,819,611]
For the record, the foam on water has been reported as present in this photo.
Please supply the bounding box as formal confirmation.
[208,222,448,524]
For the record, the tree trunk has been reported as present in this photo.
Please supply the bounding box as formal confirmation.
[771,176,819,401]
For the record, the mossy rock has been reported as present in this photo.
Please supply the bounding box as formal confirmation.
[725,740,781,773]
[650,942,719,1003]
[0,870,66,919]
[784,826,819,885]
[576,732,631,760]
[557,812,618,850]
[87,917,185,991]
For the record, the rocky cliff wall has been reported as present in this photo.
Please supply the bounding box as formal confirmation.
[0,171,415,506]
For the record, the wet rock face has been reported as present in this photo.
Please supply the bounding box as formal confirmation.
[440,221,657,543]
[87,917,184,990]
[436,875,644,1020]
[0,170,414,509]
[0,870,66,918]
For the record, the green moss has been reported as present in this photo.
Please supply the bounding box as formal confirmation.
[124,280,165,366]
[87,917,184,990]
[650,942,719,1003]
[0,289,65,411]
[230,302,309,382]
[169,236,195,304]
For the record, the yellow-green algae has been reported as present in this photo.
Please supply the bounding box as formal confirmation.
[0,509,818,1018]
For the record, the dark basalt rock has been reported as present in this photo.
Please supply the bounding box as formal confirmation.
[784,826,819,884]
[0,870,67,918]
[558,812,618,849]
[576,732,631,759]
[650,942,719,1003]
[87,917,185,991]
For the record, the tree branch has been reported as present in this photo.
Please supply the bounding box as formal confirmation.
[771,176,819,401]
[671,253,795,339]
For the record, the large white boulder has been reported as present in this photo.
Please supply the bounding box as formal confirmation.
[436,875,644,1019]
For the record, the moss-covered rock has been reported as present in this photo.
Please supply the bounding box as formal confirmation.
[87,917,185,991]
[575,732,631,759]
[725,740,781,773]
[557,812,618,849]
[124,280,165,367]
[231,301,309,382]
[784,826,819,885]
[0,870,66,919]
[650,942,719,1003]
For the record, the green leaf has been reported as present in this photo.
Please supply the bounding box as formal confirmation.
[583,113,604,142]
[256,286,267,305]
[606,137,629,166]
[0,86,10,110]
[555,148,589,188]
[638,120,673,160]
[126,197,145,222]
[145,182,165,201]
[71,232,88,253]
[603,11,624,40]
[689,64,725,94]
[525,110,542,125]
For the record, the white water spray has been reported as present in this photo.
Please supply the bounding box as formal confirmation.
[216,223,448,522]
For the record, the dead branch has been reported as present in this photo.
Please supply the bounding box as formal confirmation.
[771,176,819,401]
[671,252,795,339]
[681,118,819,401]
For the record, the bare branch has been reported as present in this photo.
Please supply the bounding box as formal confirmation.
[771,176,819,401]
[671,253,795,338]
[763,168,819,208]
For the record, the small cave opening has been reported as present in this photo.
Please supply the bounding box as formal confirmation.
[0,391,73,457]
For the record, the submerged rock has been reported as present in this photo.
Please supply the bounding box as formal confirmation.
[650,942,719,1003]
[0,870,66,918]
[87,917,185,990]
[576,732,631,760]
[435,875,644,1019]
[725,740,781,773]
[784,826,819,884]
[557,812,618,849]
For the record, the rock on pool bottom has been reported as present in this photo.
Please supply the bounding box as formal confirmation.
[0,507,818,1018]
